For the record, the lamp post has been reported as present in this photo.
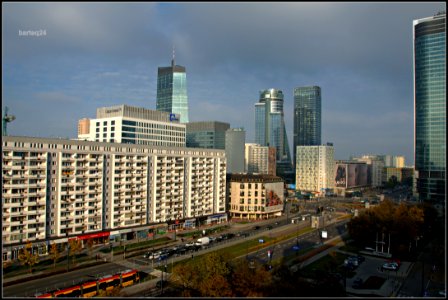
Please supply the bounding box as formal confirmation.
[67,244,70,272]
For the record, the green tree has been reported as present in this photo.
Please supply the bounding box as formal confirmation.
[49,243,60,269]
[18,241,39,273]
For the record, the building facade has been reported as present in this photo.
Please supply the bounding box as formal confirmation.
[245,143,276,176]
[383,167,414,185]
[156,57,189,123]
[227,174,284,220]
[296,144,335,195]
[293,86,322,166]
[254,89,292,178]
[77,105,185,147]
[413,12,446,202]
[352,155,385,188]
[186,121,230,149]
[225,128,246,174]
[334,160,369,196]
[2,136,226,261]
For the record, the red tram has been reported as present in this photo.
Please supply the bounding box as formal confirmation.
[35,269,139,298]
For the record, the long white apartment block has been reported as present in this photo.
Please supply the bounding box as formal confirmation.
[78,104,186,147]
[296,144,335,194]
[2,136,226,260]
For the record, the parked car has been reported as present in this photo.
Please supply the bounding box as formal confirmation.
[143,251,151,259]
[253,225,261,230]
[266,225,273,230]
[382,262,399,271]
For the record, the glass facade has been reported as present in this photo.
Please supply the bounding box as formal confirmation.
[293,86,322,166]
[186,121,230,149]
[156,60,189,123]
[413,13,446,202]
[254,89,292,177]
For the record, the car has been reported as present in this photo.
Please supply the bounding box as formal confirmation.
[156,280,168,289]
[208,236,216,243]
[356,255,365,263]
[274,221,280,226]
[148,252,160,260]
[253,226,261,230]
[143,251,151,259]
[266,225,273,230]
[352,278,363,289]
[382,262,399,271]
[225,233,235,239]
[185,241,195,247]
[175,246,187,255]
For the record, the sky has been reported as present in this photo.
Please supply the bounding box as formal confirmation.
[2,2,446,165]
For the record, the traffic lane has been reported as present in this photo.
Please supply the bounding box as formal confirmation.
[247,220,348,264]
[3,262,127,297]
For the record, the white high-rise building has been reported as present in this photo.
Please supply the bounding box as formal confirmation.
[296,144,335,194]
[2,136,226,261]
[245,143,276,175]
[77,104,186,147]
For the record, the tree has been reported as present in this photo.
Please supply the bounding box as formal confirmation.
[231,260,272,297]
[86,239,94,258]
[68,239,82,266]
[18,241,39,273]
[49,243,60,269]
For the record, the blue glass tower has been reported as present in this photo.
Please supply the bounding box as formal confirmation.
[254,89,292,178]
[293,86,321,166]
[413,12,446,202]
[156,56,189,123]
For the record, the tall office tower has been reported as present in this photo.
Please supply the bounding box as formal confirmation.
[156,55,189,123]
[293,86,321,166]
[296,144,334,194]
[413,12,446,202]
[186,121,230,149]
[254,89,292,178]
[225,128,246,173]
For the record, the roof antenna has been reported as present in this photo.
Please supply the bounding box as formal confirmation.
[171,45,175,67]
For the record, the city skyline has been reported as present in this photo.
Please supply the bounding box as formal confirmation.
[2,2,446,164]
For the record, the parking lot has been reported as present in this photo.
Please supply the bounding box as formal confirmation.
[341,250,412,297]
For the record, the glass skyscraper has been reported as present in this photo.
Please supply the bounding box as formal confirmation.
[413,12,445,202]
[293,86,321,166]
[156,57,189,123]
[254,89,292,178]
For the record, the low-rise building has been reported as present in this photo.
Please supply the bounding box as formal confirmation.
[77,104,186,147]
[227,174,284,220]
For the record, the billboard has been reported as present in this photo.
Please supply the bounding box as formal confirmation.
[335,164,347,187]
[264,182,284,213]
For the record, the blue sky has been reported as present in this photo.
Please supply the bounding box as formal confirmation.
[2,2,445,164]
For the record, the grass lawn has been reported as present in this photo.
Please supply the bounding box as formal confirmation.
[100,237,172,254]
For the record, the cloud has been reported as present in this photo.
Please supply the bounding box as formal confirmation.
[35,91,81,104]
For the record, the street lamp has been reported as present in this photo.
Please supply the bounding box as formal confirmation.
[67,244,70,272]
